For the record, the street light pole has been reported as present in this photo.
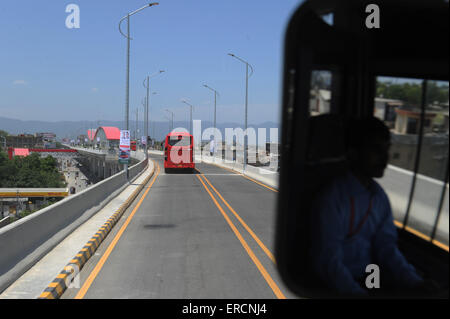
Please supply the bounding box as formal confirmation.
[141,97,147,156]
[143,70,164,159]
[228,53,253,171]
[134,108,139,141]
[181,100,194,134]
[165,109,174,131]
[203,84,220,159]
[119,2,159,179]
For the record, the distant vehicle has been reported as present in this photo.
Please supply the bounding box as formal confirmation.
[164,132,194,173]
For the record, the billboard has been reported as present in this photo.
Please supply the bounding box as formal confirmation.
[119,130,131,164]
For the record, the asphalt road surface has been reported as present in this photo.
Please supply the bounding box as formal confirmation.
[62,154,296,299]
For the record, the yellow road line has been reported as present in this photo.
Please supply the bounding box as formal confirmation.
[240,174,278,193]
[196,174,286,299]
[394,220,449,252]
[74,163,161,299]
[208,161,278,193]
[197,169,276,264]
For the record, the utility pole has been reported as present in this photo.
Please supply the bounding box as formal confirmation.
[165,109,174,131]
[228,53,254,171]
[181,100,194,134]
[118,2,159,179]
[143,71,164,158]
[203,84,220,160]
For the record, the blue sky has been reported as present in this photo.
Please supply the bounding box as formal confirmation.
[0,0,302,126]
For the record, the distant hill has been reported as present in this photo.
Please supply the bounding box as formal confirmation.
[0,116,279,143]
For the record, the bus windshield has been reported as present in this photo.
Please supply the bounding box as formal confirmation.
[167,135,191,147]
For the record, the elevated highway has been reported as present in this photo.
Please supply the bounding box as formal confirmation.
[0,150,447,299]
[61,154,294,299]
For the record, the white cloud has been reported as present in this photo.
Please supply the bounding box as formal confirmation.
[13,80,27,85]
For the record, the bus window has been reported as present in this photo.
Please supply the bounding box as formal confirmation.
[310,70,332,116]
[406,80,449,246]
[375,77,423,229]
[168,135,191,147]
[375,76,449,245]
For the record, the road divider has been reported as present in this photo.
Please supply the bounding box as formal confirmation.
[198,155,279,190]
[38,161,157,299]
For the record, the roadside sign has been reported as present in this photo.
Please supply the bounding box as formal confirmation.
[120,130,131,151]
[118,149,130,164]
[119,151,130,164]
[141,136,146,145]
[119,130,131,164]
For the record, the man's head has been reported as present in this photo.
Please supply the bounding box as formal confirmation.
[346,117,391,178]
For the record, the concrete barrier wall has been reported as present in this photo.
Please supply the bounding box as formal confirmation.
[197,155,278,189]
[244,164,279,189]
[0,152,147,293]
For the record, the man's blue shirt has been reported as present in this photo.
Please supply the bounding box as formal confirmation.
[310,171,423,295]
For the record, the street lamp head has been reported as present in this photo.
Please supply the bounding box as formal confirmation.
[149,3,159,7]
[228,53,235,57]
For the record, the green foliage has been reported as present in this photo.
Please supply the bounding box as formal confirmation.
[0,151,65,188]
[376,80,449,107]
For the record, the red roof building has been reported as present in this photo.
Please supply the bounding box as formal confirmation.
[13,148,30,157]
[93,127,121,150]
[87,129,97,141]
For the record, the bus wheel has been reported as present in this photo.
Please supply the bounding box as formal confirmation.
[165,168,171,174]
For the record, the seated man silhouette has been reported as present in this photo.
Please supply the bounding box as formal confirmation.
[310,116,432,297]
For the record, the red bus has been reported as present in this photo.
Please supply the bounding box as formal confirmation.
[164,132,194,173]
[130,140,137,151]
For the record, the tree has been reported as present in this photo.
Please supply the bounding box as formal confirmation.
[0,152,65,188]
[376,80,449,107]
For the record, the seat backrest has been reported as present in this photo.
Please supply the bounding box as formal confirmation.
[294,114,349,296]
[305,114,348,190]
